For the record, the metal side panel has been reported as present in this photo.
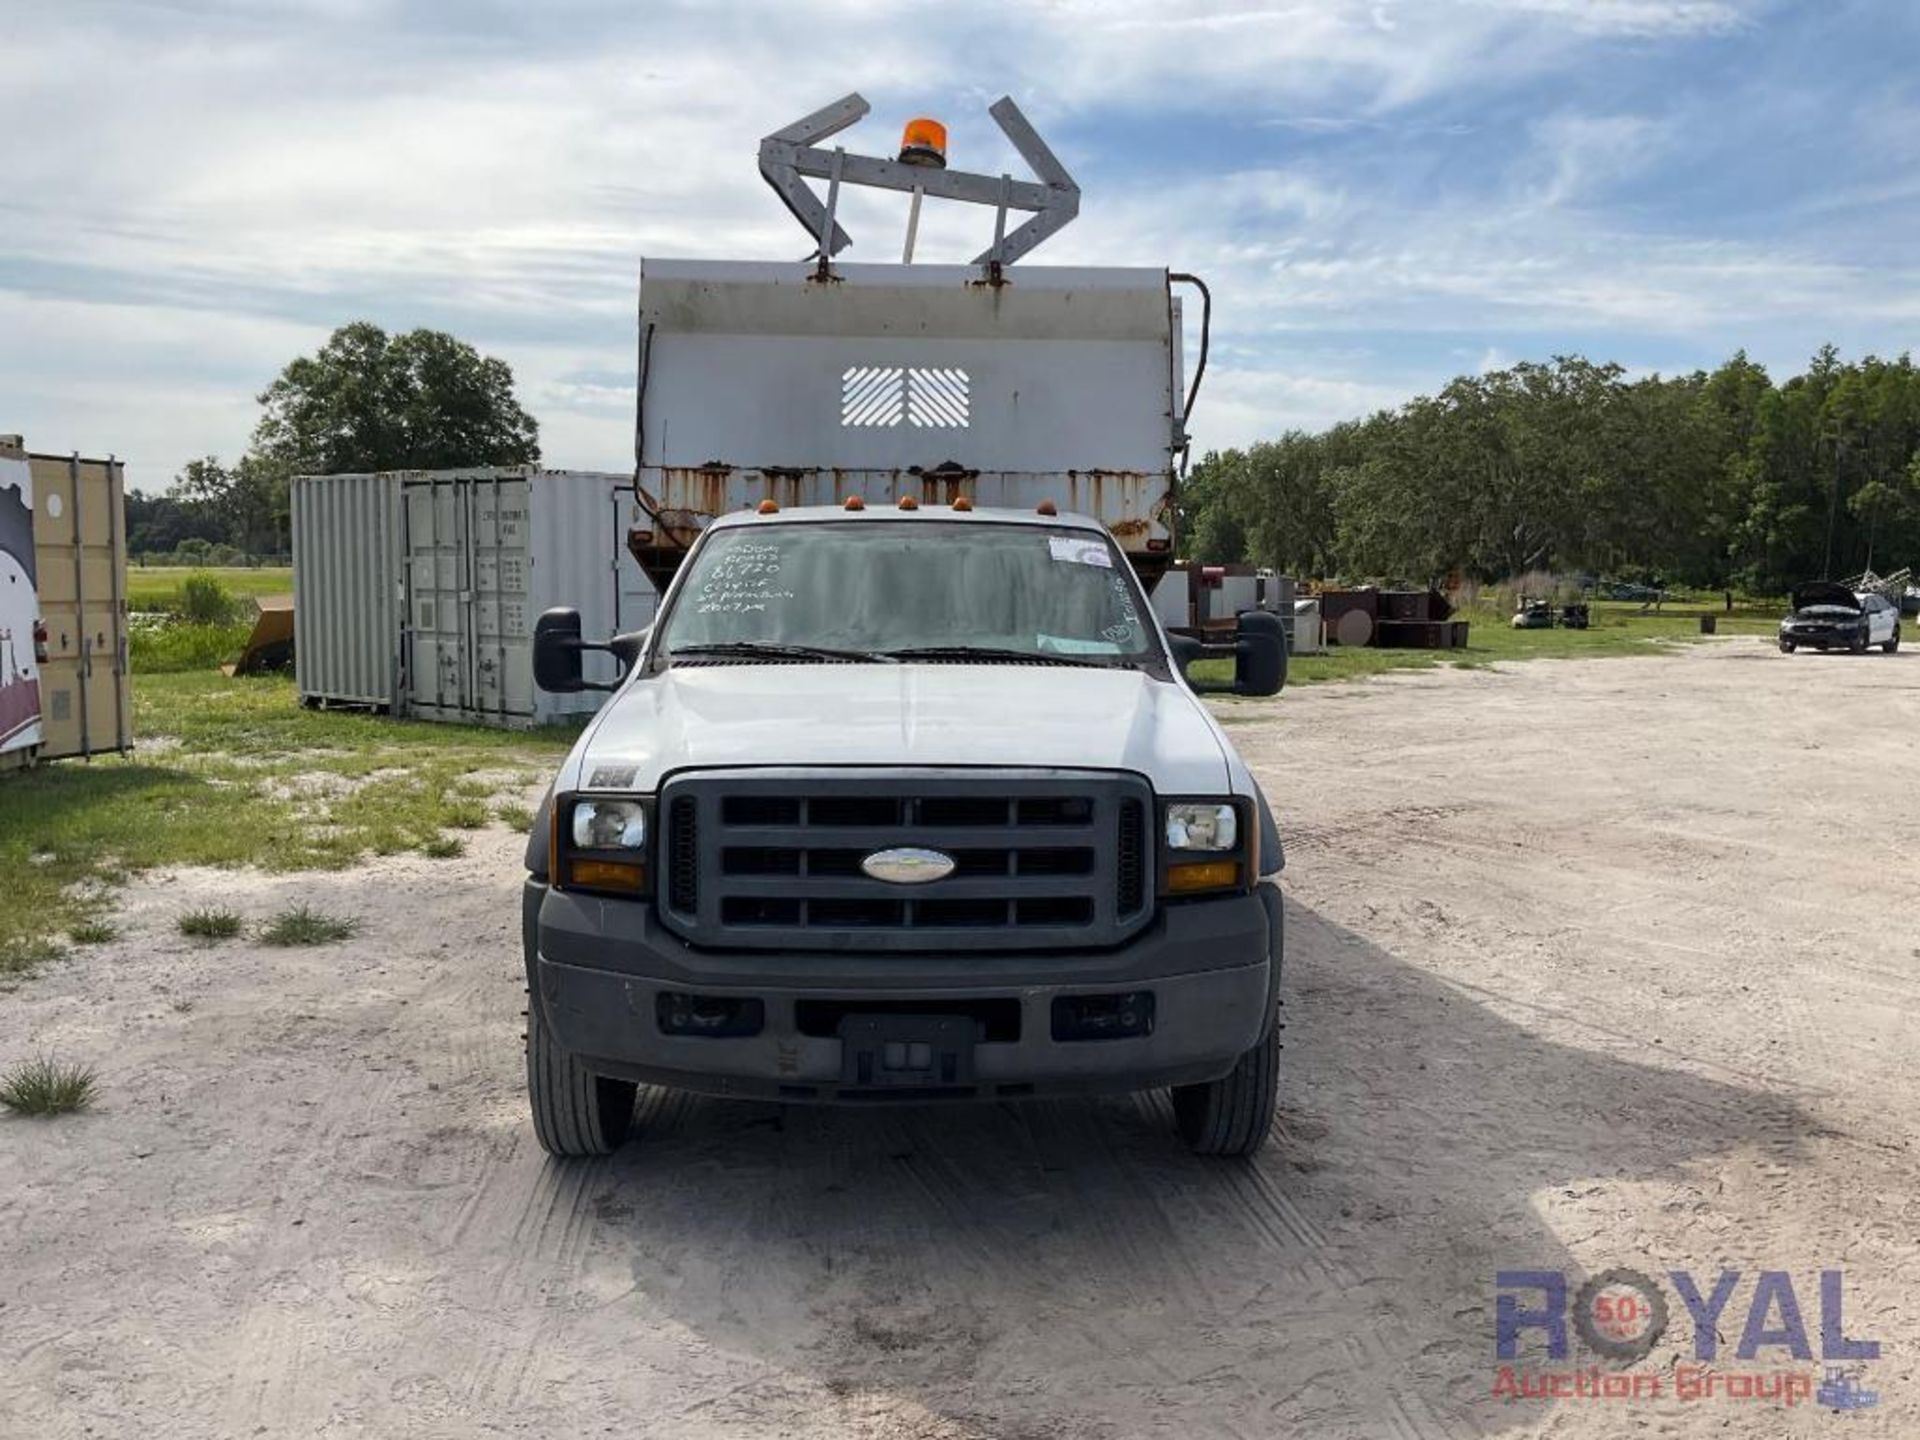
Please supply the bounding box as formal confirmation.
[403,478,470,723]
[293,471,402,709]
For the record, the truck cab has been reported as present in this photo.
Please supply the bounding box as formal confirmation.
[519,95,1288,1157]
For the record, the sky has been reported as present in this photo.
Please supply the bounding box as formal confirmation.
[2,0,1916,495]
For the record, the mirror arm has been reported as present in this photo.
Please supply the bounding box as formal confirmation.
[555,637,624,693]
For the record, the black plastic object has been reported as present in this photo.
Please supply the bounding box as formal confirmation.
[839,1013,974,1087]
[1052,991,1156,1042]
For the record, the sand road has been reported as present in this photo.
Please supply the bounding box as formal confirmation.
[2,638,1916,1437]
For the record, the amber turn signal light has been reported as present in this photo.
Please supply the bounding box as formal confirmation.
[566,858,647,894]
[1166,860,1240,894]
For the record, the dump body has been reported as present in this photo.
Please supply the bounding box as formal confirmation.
[628,260,1183,588]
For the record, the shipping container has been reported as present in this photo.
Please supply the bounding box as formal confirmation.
[2,436,131,770]
[293,466,658,728]
[292,469,404,710]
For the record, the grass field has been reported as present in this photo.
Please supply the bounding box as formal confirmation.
[0,673,570,979]
[125,565,292,610]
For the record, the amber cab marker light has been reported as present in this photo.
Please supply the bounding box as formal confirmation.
[1036,499,1058,516]
[568,858,647,894]
[898,495,920,511]
[1167,859,1240,894]
[898,117,948,169]
[844,495,865,511]
[951,496,974,512]
[756,498,780,514]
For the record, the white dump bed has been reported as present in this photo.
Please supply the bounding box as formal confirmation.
[629,259,1183,581]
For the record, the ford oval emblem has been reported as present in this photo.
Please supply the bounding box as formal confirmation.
[860,847,956,885]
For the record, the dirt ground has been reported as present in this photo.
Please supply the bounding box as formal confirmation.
[3,637,1916,1439]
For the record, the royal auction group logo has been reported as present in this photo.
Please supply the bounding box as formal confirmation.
[1494,1268,1880,1411]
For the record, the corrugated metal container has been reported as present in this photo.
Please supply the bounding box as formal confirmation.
[2,438,132,769]
[294,466,658,728]
[292,470,404,710]
[400,468,644,726]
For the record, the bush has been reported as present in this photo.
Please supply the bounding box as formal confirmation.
[176,572,238,625]
[259,906,360,946]
[178,908,243,939]
[129,620,251,674]
[0,1056,98,1116]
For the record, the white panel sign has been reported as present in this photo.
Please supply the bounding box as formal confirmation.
[0,455,42,756]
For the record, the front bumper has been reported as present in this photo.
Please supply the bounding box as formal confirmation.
[1781,626,1864,649]
[527,881,1280,1101]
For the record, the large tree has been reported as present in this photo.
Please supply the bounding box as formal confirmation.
[251,322,539,475]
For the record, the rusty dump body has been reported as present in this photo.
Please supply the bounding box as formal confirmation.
[626,259,1187,590]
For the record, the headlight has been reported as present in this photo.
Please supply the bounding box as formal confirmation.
[1166,801,1238,852]
[1161,798,1252,898]
[557,795,652,896]
[572,798,646,850]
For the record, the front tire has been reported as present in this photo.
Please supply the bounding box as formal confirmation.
[1779,638,1795,653]
[1172,1021,1280,1157]
[1885,627,1900,654]
[527,999,637,1157]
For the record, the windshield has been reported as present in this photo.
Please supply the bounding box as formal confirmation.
[660,520,1158,664]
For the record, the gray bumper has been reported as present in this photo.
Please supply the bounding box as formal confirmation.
[528,882,1281,1101]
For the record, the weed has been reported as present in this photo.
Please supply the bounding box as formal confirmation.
[494,802,535,832]
[421,835,464,859]
[259,905,360,947]
[0,1056,98,1116]
[443,799,491,830]
[178,908,243,940]
[68,920,117,945]
[0,937,64,979]
[176,573,239,626]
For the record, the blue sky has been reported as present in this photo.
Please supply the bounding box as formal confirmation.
[2,0,1915,493]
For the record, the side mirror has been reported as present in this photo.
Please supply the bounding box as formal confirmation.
[1233,610,1287,696]
[1167,633,1204,676]
[533,608,587,693]
[608,627,650,670]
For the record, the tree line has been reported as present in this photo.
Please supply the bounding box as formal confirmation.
[1182,347,1920,593]
[129,322,540,561]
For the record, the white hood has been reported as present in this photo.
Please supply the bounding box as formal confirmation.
[558,663,1235,795]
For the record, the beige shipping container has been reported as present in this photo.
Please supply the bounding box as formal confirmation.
[8,444,132,765]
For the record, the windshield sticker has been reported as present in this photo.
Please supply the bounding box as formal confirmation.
[1037,634,1123,655]
[694,541,796,615]
[1048,535,1112,568]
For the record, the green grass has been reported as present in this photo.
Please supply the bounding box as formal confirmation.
[0,672,575,971]
[0,1056,98,1116]
[178,908,243,940]
[129,618,253,673]
[125,566,292,610]
[258,905,360,947]
[67,920,116,945]
[421,835,465,859]
[494,802,535,832]
[442,798,491,829]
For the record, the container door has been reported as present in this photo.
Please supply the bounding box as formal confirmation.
[469,476,533,724]
[31,455,130,760]
[0,446,41,767]
[404,480,470,722]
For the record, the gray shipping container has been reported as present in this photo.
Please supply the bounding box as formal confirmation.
[293,470,404,710]
[294,466,658,728]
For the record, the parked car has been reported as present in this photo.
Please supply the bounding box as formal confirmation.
[1778,583,1901,653]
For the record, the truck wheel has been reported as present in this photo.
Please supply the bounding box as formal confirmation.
[1172,1021,1279,1158]
[527,1000,636,1157]
[1778,638,1795,653]
[1885,627,1900,654]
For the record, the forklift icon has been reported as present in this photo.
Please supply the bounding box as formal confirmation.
[1817,1366,1880,1411]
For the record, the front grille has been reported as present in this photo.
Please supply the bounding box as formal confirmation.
[658,770,1154,952]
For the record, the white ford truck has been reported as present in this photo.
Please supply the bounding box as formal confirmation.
[519,95,1289,1158]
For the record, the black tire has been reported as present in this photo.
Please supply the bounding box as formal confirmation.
[527,999,636,1157]
[1885,627,1900,654]
[1851,629,1870,654]
[1779,638,1795,653]
[1172,1021,1279,1157]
